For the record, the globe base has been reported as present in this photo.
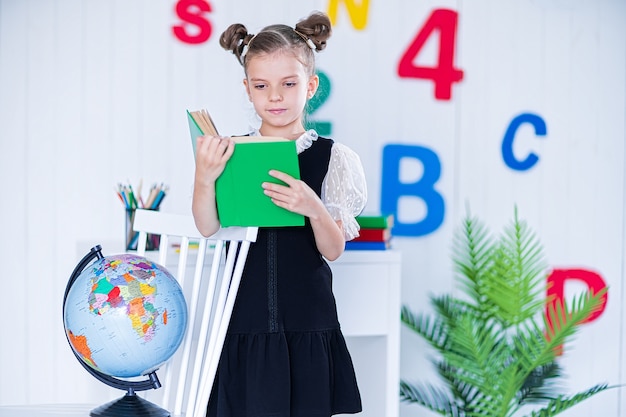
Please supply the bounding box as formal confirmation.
[90,392,170,417]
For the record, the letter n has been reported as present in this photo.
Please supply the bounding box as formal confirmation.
[327,0,369,30]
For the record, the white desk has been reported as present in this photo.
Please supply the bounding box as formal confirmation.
[0,404,93,417]
[331,250,401,417]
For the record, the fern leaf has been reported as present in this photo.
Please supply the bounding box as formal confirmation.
[527,384,610,417]
[543,289,607,351]
[400,380,463,416]
[436,361,481,406]
[517,362,564,404]
[452,216,494,311]
[484,214,547,326]
[401,305,449,351]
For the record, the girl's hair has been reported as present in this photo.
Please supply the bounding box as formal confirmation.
[219,11,332,76]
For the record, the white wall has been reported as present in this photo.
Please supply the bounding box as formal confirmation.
[0,0,624,415]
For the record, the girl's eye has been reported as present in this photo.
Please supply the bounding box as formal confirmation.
[284,82,296,87]
[254,84,266,89]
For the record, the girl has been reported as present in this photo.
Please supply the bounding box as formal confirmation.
[192,11,367,417]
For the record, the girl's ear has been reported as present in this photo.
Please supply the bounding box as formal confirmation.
[307,74,319,100]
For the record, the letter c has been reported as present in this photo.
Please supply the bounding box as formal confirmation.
[501,112,547,171]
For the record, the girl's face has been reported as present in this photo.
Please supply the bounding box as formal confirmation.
[244,51,318,139]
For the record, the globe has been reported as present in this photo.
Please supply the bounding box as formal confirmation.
[63,245,188,417]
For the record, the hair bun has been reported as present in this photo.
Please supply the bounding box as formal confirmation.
[219,23,255,65]
[294,11,332,52]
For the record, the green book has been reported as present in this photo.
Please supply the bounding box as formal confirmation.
[356,214,394,229]
[187,109,304,228]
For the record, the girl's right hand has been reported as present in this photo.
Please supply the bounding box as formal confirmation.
[194,135,235,186]
[192,135,234,236]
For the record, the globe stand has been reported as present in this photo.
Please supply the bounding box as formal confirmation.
[90,388,169,417]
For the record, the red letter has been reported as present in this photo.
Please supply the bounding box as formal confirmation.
[397,9,464,101]
[172,0,212,45]
[545,268,608,354]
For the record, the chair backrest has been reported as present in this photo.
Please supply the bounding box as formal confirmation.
[132,209,258,417]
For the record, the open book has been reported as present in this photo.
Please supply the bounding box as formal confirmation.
[187,109,304,227]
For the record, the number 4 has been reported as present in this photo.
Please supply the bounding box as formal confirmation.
[397,8,464,101]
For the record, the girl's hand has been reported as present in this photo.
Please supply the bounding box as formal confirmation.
[194,135,235,186]
[192,135,234,237]
[262,170,326,219]
[263,169,346,260]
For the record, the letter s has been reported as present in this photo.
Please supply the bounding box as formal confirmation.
[172,0,212,45]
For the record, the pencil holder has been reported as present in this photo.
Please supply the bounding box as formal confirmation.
[125,208,160,251]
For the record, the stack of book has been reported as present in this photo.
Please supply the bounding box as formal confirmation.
[345,214,394,250]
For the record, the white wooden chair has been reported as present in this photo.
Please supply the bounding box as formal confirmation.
[132,209,258,417]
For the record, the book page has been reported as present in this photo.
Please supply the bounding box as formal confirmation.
[189,109,219,136]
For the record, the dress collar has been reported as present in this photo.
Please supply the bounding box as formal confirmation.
[250,129,318,154]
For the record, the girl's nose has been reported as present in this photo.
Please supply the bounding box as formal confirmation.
[269,87,282,102]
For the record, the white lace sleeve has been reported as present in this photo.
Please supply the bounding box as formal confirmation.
[321,142,367,240]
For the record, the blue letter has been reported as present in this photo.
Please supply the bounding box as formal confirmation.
[502,113,547,171]
[381,144,444,236]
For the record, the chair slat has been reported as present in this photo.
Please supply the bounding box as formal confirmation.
[132,209,258,417]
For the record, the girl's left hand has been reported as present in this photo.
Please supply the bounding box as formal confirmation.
[262,170,325,218]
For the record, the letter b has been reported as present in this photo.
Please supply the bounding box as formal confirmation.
[381,144,445,237]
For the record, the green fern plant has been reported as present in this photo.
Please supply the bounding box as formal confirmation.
[401,209,610,417]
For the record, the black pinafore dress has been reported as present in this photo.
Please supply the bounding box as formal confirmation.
[207,137,362,417]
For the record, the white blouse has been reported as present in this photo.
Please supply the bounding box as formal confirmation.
[250,129,367,240]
